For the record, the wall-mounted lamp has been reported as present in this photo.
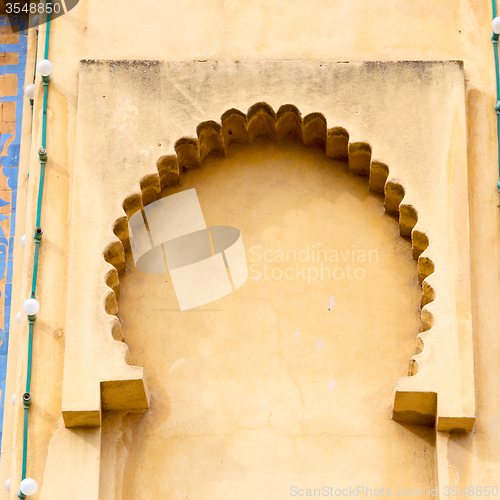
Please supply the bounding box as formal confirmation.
[37,59,53,84]
[19,478,37,498]
[24,84,35,100]
[493,17,500,35]
[22,299,39,317]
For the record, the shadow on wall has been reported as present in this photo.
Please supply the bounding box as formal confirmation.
[98,102,438,498]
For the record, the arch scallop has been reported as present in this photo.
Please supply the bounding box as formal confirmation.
[62,102,474,432]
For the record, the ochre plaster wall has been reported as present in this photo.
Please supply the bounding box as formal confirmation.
[0,1,498,499]
[107,142,437,498]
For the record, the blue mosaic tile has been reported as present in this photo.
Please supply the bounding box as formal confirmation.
[14,120,23,140]
[7,237,13,261]
[0,332,9,356]
[6,259,13,285]
[5,63,24,74]
[0,356,7,381]
[0,145,20,167]
[0,14,27,462]
[6,39,27,53]
[10,198,16,218]
[3,308,10,332]
[10,210,16,233]
[0,167,19,190]
[0,260,6,283]
[0,380,6,406]
[15,101,24,122]
[0,225,9,244]
[0,133,11,147]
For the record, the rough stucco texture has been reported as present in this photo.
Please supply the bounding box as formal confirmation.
[107,141,437,499]
[58,60,467,499]
[64,59,473,427]
[2,0,500,498]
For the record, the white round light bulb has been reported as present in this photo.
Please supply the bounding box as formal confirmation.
[22,298,39,316]
[31,15,39,28]
[10,393,15,405]
[20,234,26,248]
[20,478,37,496]
[37,59,53,77]
[4,478,10,492]
[24,84,35,100]
[493,17,500,35]
[15,311,21,324]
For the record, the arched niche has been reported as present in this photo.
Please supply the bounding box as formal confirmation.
[98,103,438,498]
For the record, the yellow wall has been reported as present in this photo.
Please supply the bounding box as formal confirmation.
[0,1,499,499]
[112,143,435,498]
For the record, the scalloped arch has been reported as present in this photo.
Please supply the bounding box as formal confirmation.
[103,102,438,427]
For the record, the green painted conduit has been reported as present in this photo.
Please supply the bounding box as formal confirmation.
[19,5,51,498]
[492,1,500,193]
[29,29,38,115]
[28,22,39,173]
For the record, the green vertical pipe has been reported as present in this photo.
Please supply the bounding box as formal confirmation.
[44,8,50,60]
[35,158,45,229]
[21,321,35,481]
[28,26,39,168]
[33,28,38,84]
[26,321,34,395]
[493,37,500,192]
[30,239,40,298]
[20,6,52,490]
[21,407,28,480]
[41,82,48,150]
[493,0,500,192]
[497,112,500,193]
[20,319,34,481]
[494,37,500,97]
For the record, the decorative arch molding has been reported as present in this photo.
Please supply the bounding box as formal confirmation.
[112,102,434,374]
[62,101,470,433]
[62,61,474,437]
